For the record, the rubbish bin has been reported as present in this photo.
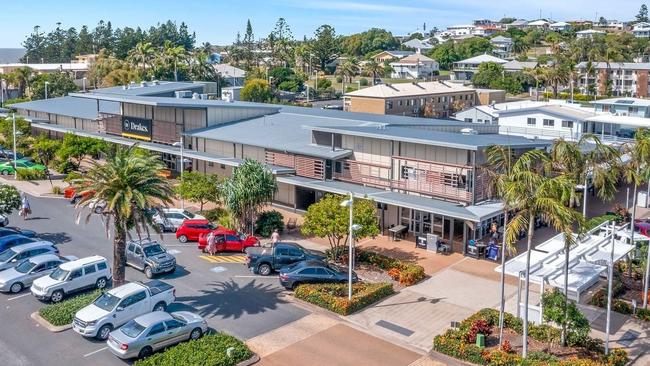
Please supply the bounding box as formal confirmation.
[476,333,485,348]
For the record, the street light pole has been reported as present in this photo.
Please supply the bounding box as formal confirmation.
[180,135,185,210]
[347,192,353,300]
[605,220,616,355]
[0,78,4,108]
[44,81,49,100]
[12,113,17,179]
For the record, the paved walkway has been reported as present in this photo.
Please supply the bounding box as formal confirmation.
[0,175,66,198]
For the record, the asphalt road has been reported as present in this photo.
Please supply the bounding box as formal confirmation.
[0,195,309,366]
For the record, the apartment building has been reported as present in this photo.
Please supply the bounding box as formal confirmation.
[575,62,650,97]
[491,36,513,58]
[451,54,508,81]
[389,54,439,80]
[6,81,549,253]
[632,22,650,38]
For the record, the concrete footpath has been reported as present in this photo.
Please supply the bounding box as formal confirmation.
[0,175,66,198]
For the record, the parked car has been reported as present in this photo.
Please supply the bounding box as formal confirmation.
[0,254,76,293]
[0,149,26,161]
[0,234,39,253]
[197,227,260,253]
[635,221,650,237]
[31,255,110,303]
[107,311,207,359]
[246,242,327,276]
[0,214,8,227]
[175,219,216,243]
[0,242,58,271]
[153,208,205,232]
[279,260,357,290]
[73,280,176,340]
[0,159,46,175]
[64,186,95,204]
[126,239,176,278]
[0,227,37,238]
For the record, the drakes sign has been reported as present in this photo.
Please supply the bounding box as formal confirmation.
[121,116,152,141]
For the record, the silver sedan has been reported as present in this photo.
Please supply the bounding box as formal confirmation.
[0,254,72,293]
[107,311,208,359]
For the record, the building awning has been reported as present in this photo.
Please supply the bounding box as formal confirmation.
[29,121,295,175]
[276,175,502,222]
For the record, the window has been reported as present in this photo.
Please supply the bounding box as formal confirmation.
[69,269,83,280]
[127,243,135,252]
[276,247,290,256]
[134,247,142,255]
[164,319,184,330]
[287,248,303,257]
[464,118,473,122]
[226,235,239,242]
[147,323,166,336]
[83,264,97,275]
[97,262,107,271]
[477,119,483,123]
[543,119,555,127]
[527,117,536,126]
[299,268,318,275]
[562,120,574,128]
[386,101,393,110]
[398,100,403,106]
[314,268,330,276]
[208,162,214,167]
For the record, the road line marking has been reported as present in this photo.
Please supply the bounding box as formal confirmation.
[233,275,279,279]
[83,347,107,357]
[199,255,246,263]
[7,293,31,301]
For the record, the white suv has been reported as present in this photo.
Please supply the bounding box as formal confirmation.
[152,208,205,232]
[31,255,111,303]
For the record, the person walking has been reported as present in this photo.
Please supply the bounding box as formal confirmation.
[20,193,31,220]
[207,232,216,256]
[271,229,280,244]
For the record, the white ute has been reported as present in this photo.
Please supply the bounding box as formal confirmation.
[73,280,176,340]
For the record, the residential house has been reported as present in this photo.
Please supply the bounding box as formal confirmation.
[453,105,499,124]
[527,20,550,30]
[451,54,508,81]
[549,22,571,31]
[389,54,439,80]
[402,38,435,53]
[491,36,514,58]
[591,97,650,117]
[575,62,650,97]
[373,50,415,63]
[445,25,477,37]
[597,20,627,30]
[474,25,500,37]
[507,19,529,29]
[576,29,606,39]
[502,60,538,73]
[214,64,246,87]
[5,81,551,252]
[633,22,650,38]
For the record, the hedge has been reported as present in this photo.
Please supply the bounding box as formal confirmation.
[588,281,650,322]
[16,168,46,181]
[294,282,394,315]
[38,289,102,326]
[585,214,617,230]
[133,332,252,366]
[330,248,426,286]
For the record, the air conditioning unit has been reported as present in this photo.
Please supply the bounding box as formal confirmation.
[175,90,193,99]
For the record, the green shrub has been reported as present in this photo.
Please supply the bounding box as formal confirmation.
[525,351,558,363]
[527,323,561,343]
[56,160,76,174]
[433,330,486,365]
[38,289,102,326]
[294,282,393,315]
[359,78,369,86]
[586,214,617,230]
[133,332,253,366]
[636,307,650,321]
[612,300,632,314]
[200,207,228,223]
[16,168,46,181]
[255,210,284,237]
[335,75,343,83]
[52,186,63,195]
[63,171,83,183]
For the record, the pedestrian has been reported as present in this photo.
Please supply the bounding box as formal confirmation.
[207,231,216,255]
[20,193,31,220]
[271,229,280,244]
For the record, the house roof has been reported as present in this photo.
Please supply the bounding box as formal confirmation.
[550,21,570,27]
[345,81,473,98]
[390,53,437,65]
[591,97,650,107]
[495,104,596,121]
[503,60,538,70]
[528,20,550,26]
[490,36,512,43]
[91,81,205,96]
[402,39,434,49]
[455,54,508,64]
[576,29,606,34]
[509,19,528,26]
[10,96,120,120]
[213,63,246,78]
[375,50,414,58]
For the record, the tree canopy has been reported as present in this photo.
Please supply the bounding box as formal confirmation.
[175,171,220,211]
[240,78,272,102]
[339,28,399,58]
[0,185,21,216]
[312,25,339,70]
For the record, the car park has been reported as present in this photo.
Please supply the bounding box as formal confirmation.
[197,227,260,253]
[0,227,37,238]
[31,255,110,303]
[279,260,357,290]
[107,311,207,359]
[0,159,46,175]
[73,280,176,340]
[153,208,205,232]
[0,235,40,253]
[0,254,76,293]
[125,239,176,278]
[246,242,327,276]
[0,149,26,161]
[175,219,216,243]
[0,242,58,271]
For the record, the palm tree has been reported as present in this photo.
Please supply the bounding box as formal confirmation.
[159,40,187,82]
[187,51,218,82]
[8,66,34,98]
[128,42,155,77]
[74,146,174,286]
[503,149,576,357]
[363,60,383,85]
[523,67,546,101]
[338,57,360,84]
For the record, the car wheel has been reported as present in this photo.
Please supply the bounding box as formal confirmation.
[291,282,301,290]
[93,206,103,214]
[144,266,153,279]
[95,277,107,289]
[0,217,7,227]
[96,324,113,341]
[153,302,166,312]
[258,263,272,276]
[138,346,153,359]
[189,327,202,340]
[9,282,23,293]
[157,224,166,233]
[1,170,8,175]
[50,290,64,303]
[178,235,188,243]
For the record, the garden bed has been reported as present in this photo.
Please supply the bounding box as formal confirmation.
[433,308,628,366]
[294,282,394,315]
[38,289,102,326]
[133,332,254,366]
[588,265,650,322]
[328,248,426,287]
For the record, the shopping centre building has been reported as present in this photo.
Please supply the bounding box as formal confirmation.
[7,81,550,253]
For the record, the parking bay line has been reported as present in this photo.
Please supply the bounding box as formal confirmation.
[83,347,107,358]
[232,275,279,279]
[7,293,31,301]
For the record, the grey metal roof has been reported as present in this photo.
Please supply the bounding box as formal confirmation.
[10,96,120,120]
[309,125,551,151]
[92,81,205,96]
[495,104,595,121]
[381,50,415,57]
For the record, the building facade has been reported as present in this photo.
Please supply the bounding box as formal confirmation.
[576,62,650,97]
[389,54,439,80]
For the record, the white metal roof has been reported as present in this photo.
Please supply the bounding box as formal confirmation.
[455,54,507,65]
[345,81,473,98]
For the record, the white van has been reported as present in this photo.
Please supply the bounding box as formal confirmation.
[31,255,111,303]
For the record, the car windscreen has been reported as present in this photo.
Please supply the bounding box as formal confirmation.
[120,319,147,338]
[93,292,121,311]
[49,268,69,281]
[183,210,195,218]
[15,259,37,273]
[0,248,17,262]
[143,244,165,256]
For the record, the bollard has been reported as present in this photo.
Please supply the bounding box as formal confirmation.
[476,333,485,348]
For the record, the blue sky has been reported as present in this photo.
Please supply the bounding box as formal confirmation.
[0,0,645,47]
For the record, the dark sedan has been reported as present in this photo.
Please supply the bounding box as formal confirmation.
[0,235,37,252]
[0,227,37,239]
[279,260,358,290]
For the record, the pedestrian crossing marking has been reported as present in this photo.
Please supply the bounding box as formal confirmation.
[199,255,247,263]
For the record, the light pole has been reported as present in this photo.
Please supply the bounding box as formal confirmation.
[0,78,4,108]
[12,113,17,179]
[604,220,616,355]
[340,192,361,300]
[172,136,185,210]
[44,81,50,100]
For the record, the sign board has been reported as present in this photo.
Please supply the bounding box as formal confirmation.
[416,236,427,249]
[121,116,152,141]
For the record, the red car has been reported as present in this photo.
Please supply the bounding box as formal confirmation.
[63,186,95,203]
[175,219,216,243]
[198,227,260,253]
